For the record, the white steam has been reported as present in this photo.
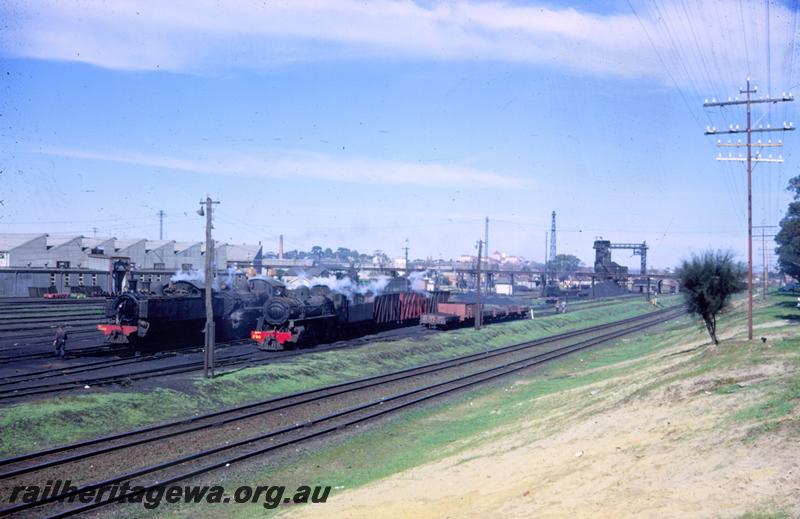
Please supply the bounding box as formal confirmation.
[289,272,391,300]
[408,271,429,293]
[170,268,204,283]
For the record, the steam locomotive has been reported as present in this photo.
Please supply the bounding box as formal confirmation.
[250,278,450,350]
[96,277,276,346]
[96,273,451,351]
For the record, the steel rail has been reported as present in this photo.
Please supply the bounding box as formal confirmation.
[17,309,679,518]
[0,306,677,470]
[0,307,680,483]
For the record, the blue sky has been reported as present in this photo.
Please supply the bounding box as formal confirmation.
[1,0,798,270]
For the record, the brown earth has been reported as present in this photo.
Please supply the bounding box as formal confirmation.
[287,319,800,519]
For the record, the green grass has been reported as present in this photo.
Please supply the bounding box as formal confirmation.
[139,308,701,518]
[0,297,672,458]
[140,293,800,518]
[738,509,790,519]
[0,389,197,455]
[732,378,800,423]
[84,298,800,519]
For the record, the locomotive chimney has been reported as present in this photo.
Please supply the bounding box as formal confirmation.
[278,234,284,260]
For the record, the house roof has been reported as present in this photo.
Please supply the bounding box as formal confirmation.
[81,237,116,250]
[145,240,175,252]
[46,235,83,249]
[224,244,263,262]
[173,241,201,254]
[0,233,47,251]
[115,239,146,251]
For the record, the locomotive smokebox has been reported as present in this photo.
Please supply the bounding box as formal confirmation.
[264,298,294,326]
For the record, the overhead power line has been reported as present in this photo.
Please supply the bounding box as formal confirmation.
[704,79,795,341]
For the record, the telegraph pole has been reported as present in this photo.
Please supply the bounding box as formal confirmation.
[704,79,794,340]
[158,210,165,240]
[199,196,220,378]
[403,238,409,274]
[549,211,557,281]
[484,217,490,293]
[475,239,483,330]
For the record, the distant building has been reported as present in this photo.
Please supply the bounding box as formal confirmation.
[45,235,84,268]
[0,234,48,268]
[144,240,176,269]
[114,239,147,268]
[173,241,203,271]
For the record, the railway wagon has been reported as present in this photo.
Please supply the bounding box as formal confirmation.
[373,291,450,326]
[420,301,530,329]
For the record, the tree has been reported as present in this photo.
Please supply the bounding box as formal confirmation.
[776,174,800,280]
[548,254,583,277]
[677,251,746,345]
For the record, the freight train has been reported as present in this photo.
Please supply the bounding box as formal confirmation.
[97,274,530,352]
[419,302,530,329]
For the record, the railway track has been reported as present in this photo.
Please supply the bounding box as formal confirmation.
[0,343,257,401]
[0,306,682,518]
[0,297,660,399]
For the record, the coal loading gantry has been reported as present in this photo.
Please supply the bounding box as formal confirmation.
[593,239,648,280]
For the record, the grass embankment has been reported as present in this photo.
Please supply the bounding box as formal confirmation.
[146,293,797,518]
[0,296,675,457]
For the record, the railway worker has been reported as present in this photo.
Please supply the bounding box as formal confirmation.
[53,324,68,359]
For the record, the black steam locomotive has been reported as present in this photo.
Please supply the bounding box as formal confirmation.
[97,277,275,346]
[250,281,449,350]
[98,274,449,351]
[251,284,376,350]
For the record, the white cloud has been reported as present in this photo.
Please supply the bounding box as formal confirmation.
[2,0,796,91]
[40,146,532,188]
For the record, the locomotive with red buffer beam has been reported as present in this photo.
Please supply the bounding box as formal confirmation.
[250,277,449,350]
[97,277,274,346]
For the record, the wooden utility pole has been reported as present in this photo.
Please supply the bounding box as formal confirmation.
[403,238,409,274]
[704,80,794,340]
[484,217,490,293]
[199,196,220,378]
[158,209,165,240]
[475,239,483,330]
